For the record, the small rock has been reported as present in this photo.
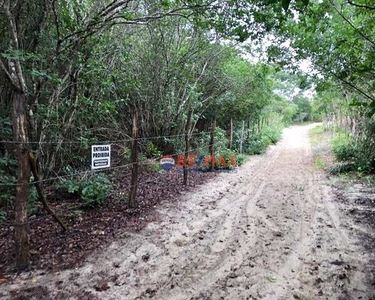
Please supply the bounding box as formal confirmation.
[94,280,110,292]
[330,260,344,266]
[142,253,150,262]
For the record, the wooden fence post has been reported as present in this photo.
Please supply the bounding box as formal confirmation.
[209,119,216,171]
[183,109,192,186]
[229,118,233,150]
[128,105,138,208]
[239,120,245,154]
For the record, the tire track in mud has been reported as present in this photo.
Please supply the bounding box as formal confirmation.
[156,126,318,300]
[153,147,278,299]
[3,124,374,300]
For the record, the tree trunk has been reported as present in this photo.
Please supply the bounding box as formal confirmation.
[128,106,138,208]
[13,89,31,269]
[183,109,193,186]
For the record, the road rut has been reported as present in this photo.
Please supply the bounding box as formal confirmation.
[3,124,374,300]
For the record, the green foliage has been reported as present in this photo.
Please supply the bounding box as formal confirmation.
[282,103,298,124]
[244,135,269,155]
[215,149,237,170]
[0,210,7,223]
[28,187,41,216]
[144,141,162,159]
[309,125,325,147]
[56,166,82,196]
[81,174,112,208]
[56,168,112,208]
[263,125,283,144]
[331,132,375,174]
[242,124,283,155]
[332,134,357,163]
[0,115,17,206]
[293,96,312,123]
[121,146,131,162]
[236,154,247,166]
[330,163,356,175]
[0,168,16,207]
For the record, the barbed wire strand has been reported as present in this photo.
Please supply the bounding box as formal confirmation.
[1,142,236,228]
[0,143,219,187]
[0,131,210,145]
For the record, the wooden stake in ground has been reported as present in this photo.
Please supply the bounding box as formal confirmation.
[229,118,233,150]
[183,109,193,186]
[29,153,67,231]
[240,120,245,154]
[128,105,138,208]
[209,119,216,171]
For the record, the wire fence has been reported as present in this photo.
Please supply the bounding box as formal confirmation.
[0,143,218,187]
[0,142,220,227]
[0,131,210,145]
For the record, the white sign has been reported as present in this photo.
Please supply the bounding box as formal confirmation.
[91,145,111,170]
[160,157,175,172]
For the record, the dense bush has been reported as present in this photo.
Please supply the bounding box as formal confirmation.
[332,134,357,162]
[0,148,17,222]
[57,169,112,208]
[144,141,162,159]
[331,132,375,173]
[28,187,41,216]
[0,117,16,208]
[242,124,283,155]
[81,174,112,208]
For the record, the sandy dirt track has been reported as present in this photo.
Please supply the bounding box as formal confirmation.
[2,124,374,300]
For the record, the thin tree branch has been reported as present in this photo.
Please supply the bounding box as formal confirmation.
[331,0,375,48]
[0,58,18,87]
[329,71,375,102]
[52,0,61,54]
[59,2,211,52]
[347,0,375,10]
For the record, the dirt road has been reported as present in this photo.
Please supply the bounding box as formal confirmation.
[3,124,374,299]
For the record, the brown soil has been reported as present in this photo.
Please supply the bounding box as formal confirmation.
[0,168,215,276]
[1,124,375,300]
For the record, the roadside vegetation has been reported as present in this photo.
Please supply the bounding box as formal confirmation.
[1,0,375,273]
[0,0,315,271]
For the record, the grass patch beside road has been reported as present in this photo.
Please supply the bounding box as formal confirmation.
[309,125,325,147]
[309,124,333,171]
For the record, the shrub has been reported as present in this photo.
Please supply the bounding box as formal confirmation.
[331,132,375,174]
[0,153,17,207]
[81,173,112,208]
[56,166,83,196]
[240,124,283,155]
[243,134,271,155]
[0,210,7,223]
[215,149,237,170]
[144,141,162,159]
[330,163,356,175]
[28,186,40,215]
[144,159,162,172]
[56,168,112,208]
[332,134,356,162]
[263,125,282,145]
[236,154,247,166]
